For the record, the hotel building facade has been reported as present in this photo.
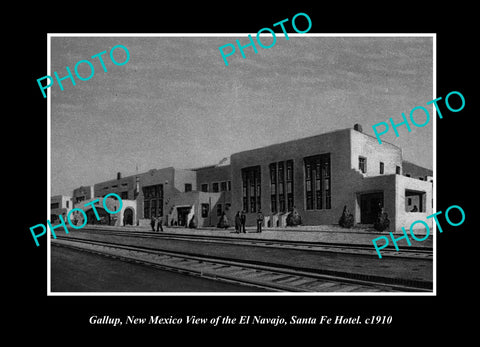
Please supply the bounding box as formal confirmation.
[52,125,433,233]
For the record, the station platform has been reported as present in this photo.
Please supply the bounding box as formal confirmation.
[77,223,434,249]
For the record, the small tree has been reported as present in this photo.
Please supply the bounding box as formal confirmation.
[339,205,354,228]
[286,207,302,226]
[374,209,390,232]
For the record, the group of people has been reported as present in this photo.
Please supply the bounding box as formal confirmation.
[150,210,266,233]
[234,210,264,233]
[150,216,164,232]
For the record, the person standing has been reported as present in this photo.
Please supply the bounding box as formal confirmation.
[221,211,229,229]
[256,210,264,233]
[240,210,246,233]
[150,216,156,232]
[235,211,241,233]
[156,216,164,232]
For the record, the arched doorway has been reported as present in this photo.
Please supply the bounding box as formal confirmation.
[123,208,134,225]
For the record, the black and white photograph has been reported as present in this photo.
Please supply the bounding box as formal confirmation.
[47,34,434,294]
[19,5,476,339]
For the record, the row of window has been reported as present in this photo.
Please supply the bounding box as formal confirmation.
[242,166,261,213]
[358,156,401,175]
[200,181,231,193]
[269,160,294,214]
[101,182,129,190]
[305,154,331,210]
[405,174,431,181]
[358,157,430,181]
[241,154,332,214]
[143,184,163,218]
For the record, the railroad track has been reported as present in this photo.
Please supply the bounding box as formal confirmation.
[51,236,430,293]
[70,227,433,259]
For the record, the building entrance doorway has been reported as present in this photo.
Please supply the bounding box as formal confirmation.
[123,208,133,225]
[177,206,191,226]
[360,192,384,224]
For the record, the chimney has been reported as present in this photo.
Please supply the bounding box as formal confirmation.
[117,172,121,180]
[353,124,363,132]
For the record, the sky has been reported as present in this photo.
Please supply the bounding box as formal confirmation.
[50,35,434,197]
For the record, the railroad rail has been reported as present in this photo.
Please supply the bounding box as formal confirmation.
[51,235,431,292]
[67,227,433,259]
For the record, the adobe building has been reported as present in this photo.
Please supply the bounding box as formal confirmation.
[230,125,433,233]
[89,163,232,228]
[72,185,94,204]
[50,195,73,223]
[69,195,136,227]
[62,125,432,233]
[193,158,233,227]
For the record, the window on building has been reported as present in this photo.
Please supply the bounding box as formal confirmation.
[315,161,322,209]
[270,160,294,213]
[305,153,331,210]
[220,181,227,192]
[278,162,285,212]
[405,189,426,212]
[269,163,277,213]
[256,170,261,212]
[185,183,192,192]
[359,156,367,174]
[286,160,294,211]
[121,191,128,200]
[241,166,261,213]
[212,182,219,193]
[51,202,59,209]
[227,181,231,191]
[396,166,401,174]
[142,184,163,218]
[144,200,150,219]
[201,183,208,192]
[305,162,313,210]
[217,204,222,216]
[323,157,331,209]
[379,162,384,174]
[66,201,69,208]
[201,203,209,218]
[242,172,248,212]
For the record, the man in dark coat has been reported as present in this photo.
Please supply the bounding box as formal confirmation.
[235,211,242,233]
[240,210,246,233]
[150,216,156,231]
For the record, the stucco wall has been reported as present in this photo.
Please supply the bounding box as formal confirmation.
[231,129,352,226]
[350,129,402,176]
[394,175,433,234]
[94,175,136,200]
[173,169,197,192]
